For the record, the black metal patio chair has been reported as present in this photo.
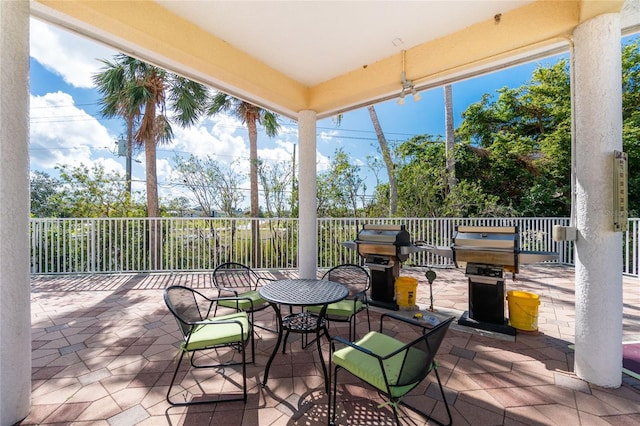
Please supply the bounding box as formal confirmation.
[329,314,454,426]
[164,285,252,406]
[307,263,371,342]
[212,262,277,344]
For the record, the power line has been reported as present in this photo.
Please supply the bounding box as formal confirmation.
[29,104,422,140]
[31,146,113,151]
[30,102,97,109]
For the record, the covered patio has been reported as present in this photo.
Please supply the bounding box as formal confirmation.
[3,1,640,423]
[25,265,640,425]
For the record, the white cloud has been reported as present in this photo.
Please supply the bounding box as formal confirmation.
[319,129,339,143]
[316,151,331,172]
[258,139,294,163]
[30,18,117,89]
[170,114,248,164]
[278,121,299,138]
[30,92,116,171]
[93,157,126,176]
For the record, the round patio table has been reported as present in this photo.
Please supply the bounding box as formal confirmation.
[259,278,348,392]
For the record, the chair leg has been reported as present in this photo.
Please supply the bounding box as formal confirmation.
[330,362,452,426]
[166,349,187,405]
[248,313,256,364]
[241,336,248,403]
[302,327,307,350]
[301,313,325,350]
[167,346,248,406]
[253,322,278,334]
[250,307,279,335]
[398,366,452,426]
[329,365,340,426]
[391,401,401,426]
[349,318,355,342]
[365,308,371,334]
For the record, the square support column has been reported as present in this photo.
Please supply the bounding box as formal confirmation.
[0,0,32,422]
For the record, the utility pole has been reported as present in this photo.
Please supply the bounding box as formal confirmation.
[116,134,133,196]
[125,136,132,196]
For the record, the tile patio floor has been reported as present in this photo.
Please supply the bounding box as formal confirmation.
[23,265,640,425]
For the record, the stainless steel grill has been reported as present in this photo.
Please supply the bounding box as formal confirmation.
[427,225,558,335]
[427,225,559,273]
[342,224,417,310]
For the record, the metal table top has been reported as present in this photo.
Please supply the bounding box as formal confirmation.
[259,278,347,306]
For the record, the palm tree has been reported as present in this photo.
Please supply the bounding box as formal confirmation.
[207,93,280,268]
[93,59,139,196]
[367,105,398,215]
[93,54,209,268]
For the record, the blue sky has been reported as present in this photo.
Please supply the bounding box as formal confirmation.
[32,18,631,209]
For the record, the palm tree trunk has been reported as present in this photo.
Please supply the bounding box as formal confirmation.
[126,115,134,196]
[145,134,161,270]
[247,118,261,268]
[444,85,457,192]
[367,105,397,215]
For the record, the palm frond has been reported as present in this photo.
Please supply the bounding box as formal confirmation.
[169,76,208,126]
[261,111,281,137]
[207,92,234,115]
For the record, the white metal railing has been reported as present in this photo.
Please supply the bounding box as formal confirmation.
[28,216,639,276]
[29,217,299,274]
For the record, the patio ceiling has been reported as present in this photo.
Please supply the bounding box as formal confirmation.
[31,1,627,119]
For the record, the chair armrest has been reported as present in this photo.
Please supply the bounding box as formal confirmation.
[330,335,376,358]
[216,287,240,297]
[380,312,432,334]
[197,295,255,319]
[194,316,245,326]
[354,290,367,301]
[216,295,256,310]
[256,276,275,284]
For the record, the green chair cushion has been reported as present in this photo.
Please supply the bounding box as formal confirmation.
[332,331,428,398]
[183,312,249,351]
[307,299,362,317]
[218,290,267,311]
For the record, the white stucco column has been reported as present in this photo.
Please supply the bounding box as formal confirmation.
[297,110,317,278]
[573,13,623,387]
[0,0,32,423]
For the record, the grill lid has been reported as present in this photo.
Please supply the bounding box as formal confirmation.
[453,226,519,251]
[452,226,519,270]
[421,225,558,273]
[356,224,411,246]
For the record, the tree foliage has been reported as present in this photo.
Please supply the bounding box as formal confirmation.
[207,92,281,267]
[623,39,640,215]
[49,39,640,221]
[392,136,507,217]
[453,60,572,216]
[363,53,633,218]
[258,159,294,217]
[317,148,367,217]
[52,163,145,218]
[173,154,245,217]
[30,171,62,218]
